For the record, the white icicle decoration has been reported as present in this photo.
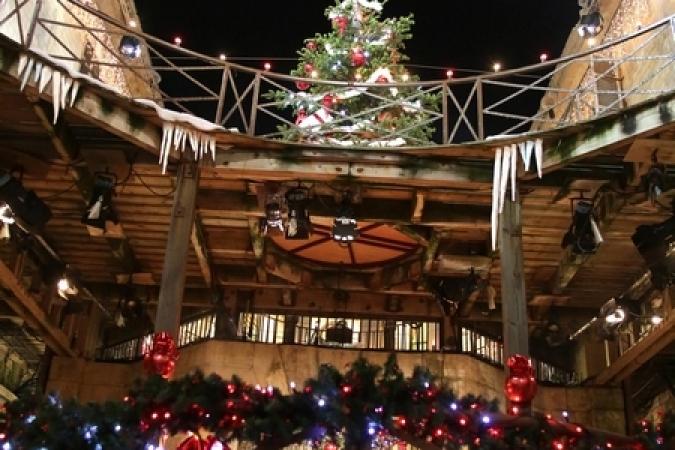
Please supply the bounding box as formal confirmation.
[499,146,511,214]
[590,217,604,245]
[158,123,217,174]
[490,138,545,250]
[16,54,80,125]
[491,147,502,251]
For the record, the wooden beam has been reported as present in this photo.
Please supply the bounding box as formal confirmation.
[595,313,675,385]
[499,197,530,358]
[191,212,214,288]
[541,94,675,174]
[214,150,492,188]
[0,259,75,357]
[411,191,425,223]
[29,101,139,274]
[155,162,200,336]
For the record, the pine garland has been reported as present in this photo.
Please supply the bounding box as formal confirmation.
[0,355,671,450]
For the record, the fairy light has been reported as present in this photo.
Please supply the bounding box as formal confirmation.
[311,70,319,78]
[540,53,549,62]
[450,403,458,411]
[219,54,227,61]
[401,73,410,82]
[173,36,182,46]
[263,62,272,71]
[446,69,454,78]
[289,381,296,390]
[492,62,502,72]
[128,19,137,28]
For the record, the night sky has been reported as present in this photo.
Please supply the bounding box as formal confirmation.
[135,1,580,79]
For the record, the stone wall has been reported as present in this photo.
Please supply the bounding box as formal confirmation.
[48,341,627,434]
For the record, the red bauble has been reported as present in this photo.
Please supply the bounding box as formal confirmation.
[295,81,311,91]
[332,16,348,34]
[295,108,308,125]
[322,94,337,110]
[306,40,317,51]
[177,434,203,450]
[350,48,366,67]
[504,354,537,413]
[143,331,179,379]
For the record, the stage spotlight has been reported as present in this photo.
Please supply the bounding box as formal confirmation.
[82,174,118,231]
[561,200,603,254]
[285,187,311,240]
[57,275,78,300]
[0,173,51,229]
[332,193,358,243]
[119,36,142,59]
[632,203,675,289]
[577,9,603,38]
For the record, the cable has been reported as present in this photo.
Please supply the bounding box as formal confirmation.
[133,170,176,197]
[41,180,79,200]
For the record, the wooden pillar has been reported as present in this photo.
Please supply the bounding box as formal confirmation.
[499,197,530,358]
[155,162,200,337]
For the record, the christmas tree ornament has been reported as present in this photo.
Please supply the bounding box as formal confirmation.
[350,48,366,67]
[504,354,537,415]
[332,15,349,34]
[177,432,203,450]
[295,108,308,125]
[143,331,179,378]
[295,81,311,91]
[306,40,318,51]
[304,63,315,74]
[323,94,337,109]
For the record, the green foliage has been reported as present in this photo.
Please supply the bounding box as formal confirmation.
[266,0,440,146]
[0,355,667,450]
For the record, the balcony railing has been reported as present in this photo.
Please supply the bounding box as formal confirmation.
[0,0,673,147]
[97,312,577,385]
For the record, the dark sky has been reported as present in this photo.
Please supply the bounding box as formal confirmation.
[135,1,579,78]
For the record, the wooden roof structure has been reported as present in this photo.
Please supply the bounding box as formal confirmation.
[0,2,673,384]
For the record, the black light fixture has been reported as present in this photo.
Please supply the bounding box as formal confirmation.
[285,187,311,240]
[600,298,626,325]
[577,1,603,38]
[561,199,603,254]
[82,173,118,230]
[332,192,358,243]
[115,283,145,327]
[632,200,675,289]
[645,162,666,204]
[0,172,51,229]
[119,35,142,59]
[57,273,78,300]
[261,195,284,236]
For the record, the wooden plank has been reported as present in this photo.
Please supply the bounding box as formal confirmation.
[190,212,214,288]
[155,162,200,336]
[499,197,530,358]
[0,259,75,357]
[541,94,675,173]
[624,138,675,163]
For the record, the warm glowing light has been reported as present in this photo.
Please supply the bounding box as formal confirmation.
[492,62,502,72]
[263,62,272,71]
[651,315,663,325]
[587,37,597,46]
[446,69,454,78]
[219,54,227,61]
[128,19,137,28]
[401,73,410,82]
[540,53,549,62]
[173,36,182,46]
[311,70,319,78]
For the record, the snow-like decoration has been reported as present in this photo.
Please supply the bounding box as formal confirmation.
[491,138,544,250]
[158,123,216,174]
[330,0,383,17]
[17,54,80,124]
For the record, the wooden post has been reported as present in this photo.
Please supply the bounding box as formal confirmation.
[499,197,530,358]
[155,162,200,337]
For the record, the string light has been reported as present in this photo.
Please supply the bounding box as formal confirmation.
[401,73,410,82]
[540,53,549,62]
[127,19,137,28]
[311,70,319,78]
[651,315,663,325]
[481,415,491,424]
[450,403,458,411]
[289,381,296,390]
[173,36,182,46]
[446,69,454,78]
[492,62,502,72]
[263,62,272,71]
[219,54,227,61]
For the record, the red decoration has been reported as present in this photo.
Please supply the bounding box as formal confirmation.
[295,81,311,91]
[143,331,179,379]
[304,63,315,74]
[375,75,390,83]
[295,108,307,125]
[350,48,366,67]
[306,40,317,51]
[204,435,229,450]
[322,94,337,110]
[332,16,349,34]
[178,433,203,450]
[504,354,537,415]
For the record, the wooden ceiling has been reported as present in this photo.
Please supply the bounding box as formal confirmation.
[0,44,674,344]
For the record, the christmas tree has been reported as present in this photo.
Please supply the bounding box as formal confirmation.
[268,0,440,147]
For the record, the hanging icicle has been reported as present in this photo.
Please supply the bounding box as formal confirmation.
[490,138,544,250]
[158,123,216,174]
[16,54,80,125]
